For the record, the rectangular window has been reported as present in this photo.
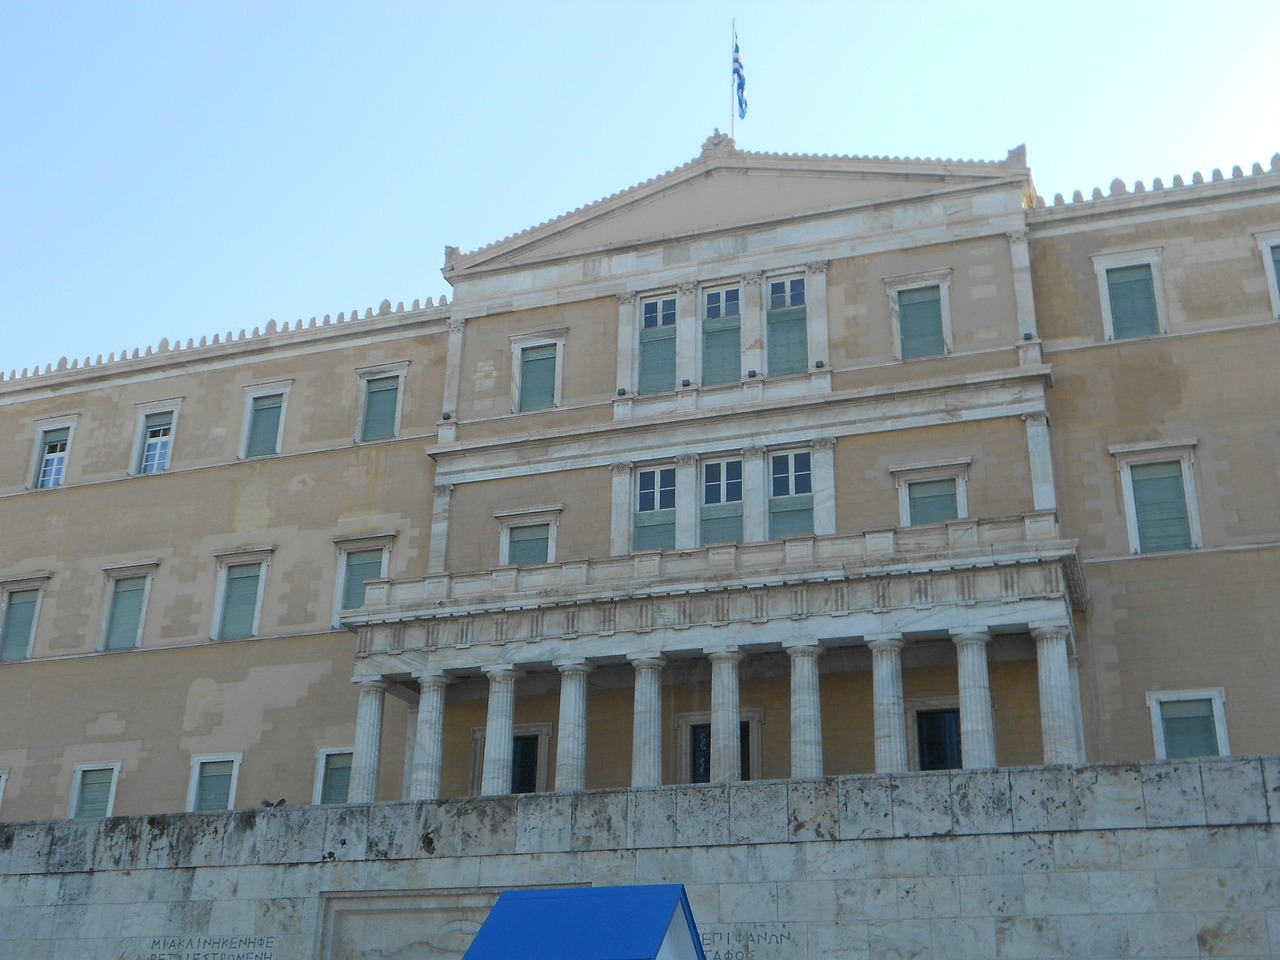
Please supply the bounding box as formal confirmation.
[470,723,552,795]
[136,411,174,474]
[701,459,743,544]
[518,343,558,412]
[216,562,264,640]
[72,765,118,818]
[688,720,752,783]
[360,376,400,441]
[340,549,385,611]
[638,296,677,395]
[702,287,741,386]
[635,466,677,550]
[1129,461,1193,552]
[767,277,807,376]
[189,756,239,812]
[35,427,70,488]
[318,751,352,805]
[769,452,813,538]
[908,478,959,526]
[103,576,147,650]
[916,709,962,770]
[0,588,40,662]
[507,523,551,566]
[898,285,946,359]
[511,734,540,794]
[1106,264,1160,339]
[1147,690,1229,760]
[245,393,284,457]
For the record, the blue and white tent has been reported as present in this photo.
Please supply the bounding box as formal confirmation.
[463,884,707,960]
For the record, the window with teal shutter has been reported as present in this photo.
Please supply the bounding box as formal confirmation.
[320,752,352,804]
[907,479,959,525]
[218,563,262,640]
[74,768,115,818]
[768,452,813,538]
[1160,699,1219,758]
[104,576,147,650]
[245,394,283,457]
[634,467,676,549]
[1130,461,1192,552]
[1107,265,1159,339]
[702,289,741,385]
[508,524,550,566]
[518,344,557,412]
[899,285,946,359]
[194,759,235,811]
[138,411,173,473]
[341,549,384,610]
[1271,245,1280,303]
[361,376,399,440]
[638,297,677,395]
[701,460,743,544]
[767,278,807,376]
[0,588,39,661]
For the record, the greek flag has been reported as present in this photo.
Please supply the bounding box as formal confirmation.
[733,30,747,120]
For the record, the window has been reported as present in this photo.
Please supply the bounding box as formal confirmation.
[1110,442,1201,554]
[339,549,385,611]
[701,458,743,544]
[212,551,271,641]
[34,426,71,489]
[510,332,565,413]
[1093,249,1166,340]
[361,376,400,441]
[497,506,562,566]
[313,749,353,805]
[635,466,677,549]
[507,524,550,566]
[638,296,678,395]
[769,452,813,538]
[0,586,41,662]
[187,754,241,812]
[102,573,151,651]
[886,269,953,361]
[676,709,763,783]
[241,382,291,458]
[470,722,552,795]
[1253,229,1280,320]
[131,402,179,475]
[70,763,120,818]
[702,286,741,386]
[891,459,971,527]
[767,277,807,375]
[916,709,962,770]
[1147,689,1229,759]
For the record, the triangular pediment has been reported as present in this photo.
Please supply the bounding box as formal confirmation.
[445,134,1028,278]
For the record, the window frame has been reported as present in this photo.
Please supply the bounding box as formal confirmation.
[0,575,50,663]
[634,465,678,550]
[1146,688,1229,760]
[496,505,563,567]
[186,753,242,812]
[312,747,354,805]
[700,457,744,545]
[69,761,121,819]
[99,561,159,651]
[1109,440,1202,554]
[1253,229,1280,321]
[210,548,273,641]
[239,381,293,459]
[765,274,808,377]
[355,361,409,443]
[469,721,553,795]
[700,282,742,387]
[29,414,79,490]
[510,330,567,414]
[675,707,764,784]
[331,534,394,626]
[885,268,954,361]
[768,449,814,539]
[1092,248,1168,340]
[636,294,679,396]
[890,458,972,527]
[128,398,182,476]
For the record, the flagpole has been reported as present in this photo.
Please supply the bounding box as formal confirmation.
[730,19,736,141]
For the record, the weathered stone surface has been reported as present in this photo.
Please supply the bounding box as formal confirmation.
[674,784,730,847]
[1140,759,1206,826]
[1010,765,1075,833]
[571,789,629,851]
[1073,763,1145,829]
[514,792,572,854]
[787,779,838,842]
[951,769,1013,834]
[839,774,892,840]
[889,772,952,837]
[628,785,676,848]
[1201,757,1269,825]
[730,780,788,844]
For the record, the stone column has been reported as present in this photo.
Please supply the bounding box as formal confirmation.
[629,655,665,787]
[708,647,743,782]
[1068,654,1087,762]
[867,635,908,773]
[428,483,454,574]
[675,280,699,387]
[804,260,829,370]
[674,453,699,549]
[554,659,594,793]
[615,292,637,398]
[741,445,767,541]
[438,314,467,441]
[409,671,450,801]
[480,665,519,795]
[609,462,633,556]
[1033,625,1080,765]
[402,699,418,801]
[1021,412,1057,512]
[951,630,998,769]
[1007,228,1039,339]
[787,642,824,779]
[740,272,765,379]
[810,437,836,536]
[349,679,388,803]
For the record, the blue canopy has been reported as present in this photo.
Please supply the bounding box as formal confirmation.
[463,884,707,960]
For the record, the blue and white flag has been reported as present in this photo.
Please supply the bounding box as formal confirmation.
[732,30,747,120]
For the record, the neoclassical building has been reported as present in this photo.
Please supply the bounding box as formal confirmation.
[1,135,1277,823]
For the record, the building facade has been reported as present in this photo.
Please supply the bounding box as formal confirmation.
[0,135,1277,825]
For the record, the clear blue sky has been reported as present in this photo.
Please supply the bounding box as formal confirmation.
[2,0,1276,375]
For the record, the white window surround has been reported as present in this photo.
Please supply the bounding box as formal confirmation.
[1109,440,1202,554]
[186,753,242,812]
[239,381,293,459]
[675,707,764,783]
[884,268,954,360]
[1091,247,1168,340]
[1146,688,1229,759]
[68,761,121,819]
[312,747,354,805]
[99,560,160,651]
[28,414,79,490]
[890,458,972,527]
[331,533,396,627]
[127,398,182,476]
[496,504,564,566]
[509,330,567,414]
[0,573,52,662]
[355,361,409,443]
[469,721,553,795]
[1254,229,1280,321]
[210,546,274,641]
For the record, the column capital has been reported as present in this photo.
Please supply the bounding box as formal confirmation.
[481,663,520,681]
[354,677,390,691]
[554,658,595,675]
[950,629,991,647]
[1020,411,1048,426]
[616,291,637,305]
[610,461,633,477]
[1031,623,1071,643]
[674,453,698,467]
[413,670,452,689]
[865,633,904,652]
[811,436,836,451]
[785,641,823,660]
[628,654,666,671]
[741,270,764,286]
[804,259,829,275]
[432,483,454,497]
[676,281,698,296]
[705,646,743,664]
[741,445,766,459]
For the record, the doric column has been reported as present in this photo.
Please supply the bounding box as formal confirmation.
[741,445,767,542]
[402,699,418,801]
[439,314,467,430]
[349,678,388,803]
[740,272,766,378]
[674,453,699,549]
[786,642,824,779]
[1033,625,1081,764]
[810,437,837,536]
[409,670,451,801]
[951,630,998,769]
[615,292,637,399]
[428,483,453,574]
[867,635,908,773]
[804,260,830,371]
[480,665,519,795]
[629,655,665,787]
[1068,654,1087,762]
[675,280,699,387]
[1021,412,1057,512]
[708,647,743,782]
[1006,228,1039,339]
[554,659,594,792]
[609,462,633,556]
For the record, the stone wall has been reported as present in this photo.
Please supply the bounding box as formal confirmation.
[2,757,1277,960]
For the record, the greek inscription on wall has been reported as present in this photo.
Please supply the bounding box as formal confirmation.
[701,924,800,960]
[146,933,275,960]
